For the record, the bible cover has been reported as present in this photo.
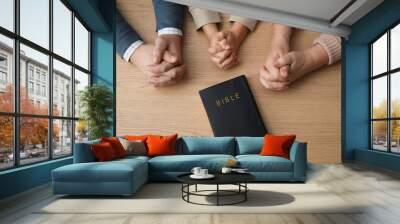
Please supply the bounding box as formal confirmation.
[199,75,267,137]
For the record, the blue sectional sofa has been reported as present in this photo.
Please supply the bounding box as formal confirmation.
[52,137,307,196]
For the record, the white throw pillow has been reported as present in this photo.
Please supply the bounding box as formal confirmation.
[118,138,147,156]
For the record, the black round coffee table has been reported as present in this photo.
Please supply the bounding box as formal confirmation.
[177,173,255,206]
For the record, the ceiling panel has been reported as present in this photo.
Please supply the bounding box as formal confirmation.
[226,0,352,21]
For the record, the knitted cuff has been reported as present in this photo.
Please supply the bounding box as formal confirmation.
[313,34,342,65]
[229,15,258,32]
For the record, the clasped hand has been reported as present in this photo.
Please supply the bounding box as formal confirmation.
[130,34,186,87]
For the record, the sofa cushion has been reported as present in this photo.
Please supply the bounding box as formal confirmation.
[236,155,293,172]
[178,137,235,155]
[91,142,118,161]
[118,138,147,156]
[260,135,296,159]
[236,137,263,155]
[101,137,127,158]
[53,158,147,183]
[147,134,178,157]
[149,154,235,172]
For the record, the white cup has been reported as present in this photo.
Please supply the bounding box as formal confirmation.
[221,167,232,174]
[191,167,202,176]
[200,169,208,176]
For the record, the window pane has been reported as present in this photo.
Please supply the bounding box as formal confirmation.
[0,116,14,170]
[20,117,49,165]
[372,121,388,151]
[20,0,49,49]
[391,120,400,153]
[53,0,72,60]
[20,44,49,115]
[372,33,387,76]
[0,0,14,31]
[75,18,89,70]
[0,35,14,112]
[372,76,387,119]
[75,120,88,143]
[74,69,89,118]
[53,119,72,157]
[53,59,72,117]
[392,72,400,118]
[391,24,400,70]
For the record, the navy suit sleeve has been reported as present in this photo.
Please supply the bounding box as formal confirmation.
[152,0,185,31]
[116,10,143,57]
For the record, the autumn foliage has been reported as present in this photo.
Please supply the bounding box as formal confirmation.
[373,99,400,142]
[0,85,59,151]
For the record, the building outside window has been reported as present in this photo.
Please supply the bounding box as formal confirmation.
[0,71,7,86]
[370,22,400,154]
[28,66,34,80]
[0,54,7,90]
[0,0,91,170]
[28,81,34,94]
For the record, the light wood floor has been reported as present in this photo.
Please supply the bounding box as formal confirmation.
[1,163,400,224]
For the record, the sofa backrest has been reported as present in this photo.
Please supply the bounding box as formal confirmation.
[177,137,236,155]
[235,137,264,155]
[73,139,100,163]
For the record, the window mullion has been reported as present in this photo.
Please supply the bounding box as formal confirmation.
[71,11,76,155]
[388,30,391,152]
[13,0,21,167]
[48,0,54,160]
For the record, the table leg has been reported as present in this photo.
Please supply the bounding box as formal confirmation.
[217,184,219,206]
[245,183,247,201]
[187,184,190,202]
[195,184,198,192]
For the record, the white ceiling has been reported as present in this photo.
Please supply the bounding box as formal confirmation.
[226,0,352,22]
[167,0,384,38]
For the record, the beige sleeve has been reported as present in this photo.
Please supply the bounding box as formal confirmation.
[313,34,342,65]
[188,7,222,30]
[229,15,258,32]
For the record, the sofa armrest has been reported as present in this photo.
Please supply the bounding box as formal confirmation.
[289,141,307,181]
[74,141,99,163]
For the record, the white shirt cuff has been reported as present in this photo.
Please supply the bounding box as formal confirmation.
[123,40,144,62]
[158,27,183,36]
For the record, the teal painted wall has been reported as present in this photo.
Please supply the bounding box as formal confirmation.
[0,0,116,200]
[343,0,400,171]
[0,158,72,199]
[91,0,116,135]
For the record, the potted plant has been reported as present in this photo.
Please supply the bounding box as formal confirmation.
[79,84,113,140]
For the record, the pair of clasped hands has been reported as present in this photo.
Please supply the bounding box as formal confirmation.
[205,23,308,91]
[130,24,316,90]
[129,34,185,87]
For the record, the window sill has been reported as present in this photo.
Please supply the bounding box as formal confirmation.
[0,156,72,176]
[355,148,400,172]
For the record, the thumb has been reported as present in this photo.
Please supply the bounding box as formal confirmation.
[275,53,294,68]
[163,51,178,64]
[153,37,168,64]
[215,31,227,41]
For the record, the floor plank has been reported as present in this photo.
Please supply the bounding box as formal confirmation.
[1,162,400,224]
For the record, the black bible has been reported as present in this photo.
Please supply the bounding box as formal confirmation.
[199,75,267,137]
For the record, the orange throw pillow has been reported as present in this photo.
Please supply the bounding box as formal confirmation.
[101,137,126,158]
[146,134,178,157]
[260,135,296,159]
[91,142,117,162]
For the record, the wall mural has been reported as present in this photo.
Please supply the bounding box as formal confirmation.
[116,0,342,163]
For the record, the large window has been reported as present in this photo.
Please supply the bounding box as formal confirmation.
[370,23,400,153]
[0,0,90,171]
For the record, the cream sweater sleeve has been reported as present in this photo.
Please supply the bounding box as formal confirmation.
[188,7,222,30]
[313,34,342,65]
[229,15,258,32]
